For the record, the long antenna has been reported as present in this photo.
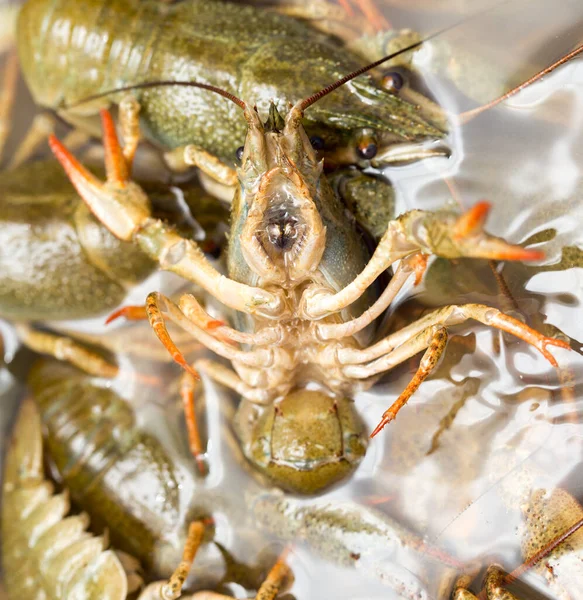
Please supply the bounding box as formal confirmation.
[298,1,513,112]
[65,3,504,115]
[459,41,583,124]
[65,81,246,111]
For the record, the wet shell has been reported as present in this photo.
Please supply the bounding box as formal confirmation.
[1,398,127,600]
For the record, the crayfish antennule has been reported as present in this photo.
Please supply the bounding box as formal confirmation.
[453,200,492,240]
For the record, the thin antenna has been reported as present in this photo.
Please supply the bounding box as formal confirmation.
[459,42,583,124]
[65,81,246,111]
[298,1,511,112]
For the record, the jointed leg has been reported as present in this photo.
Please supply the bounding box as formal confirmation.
[338,303,569,367]
[16,324,119,378]
[146,292,280,371]
[316,253,427,340]
[255,548,293,600]
[178,294,280,346]
[137,520,208,600]
[164,143,237,187]
[164,521,207,600]
[106,296,271,347]
[8,113,56,169]
[195,359,272,404]
[303,202,545,319]
[49,110,281,317]
[342,303,568,435]
[181,372,207,475]
[369,326,448,436]
[118,95,141,165]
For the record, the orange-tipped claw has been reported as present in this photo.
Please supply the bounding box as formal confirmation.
[448,200,546,262]
[49,134,103,196]
[100,109,129,185]
[50,113,150,242]
[105,305,148,325]
[453,201,491,240]
[492,247,545,262]
[492,312,571,368]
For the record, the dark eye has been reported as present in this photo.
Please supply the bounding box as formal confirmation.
[357,142,378,160]
[382,71,405,93]
[310,136,325,150]
[236,146,244,161]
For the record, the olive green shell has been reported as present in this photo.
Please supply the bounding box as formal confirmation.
[2,398,128,600]
[0,159,229,321]
[27,359,189,576]
[0,161,155,320]
[18,0,443,165]
[244,390,367,495]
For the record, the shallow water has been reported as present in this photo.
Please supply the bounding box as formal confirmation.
[1,0,583,599]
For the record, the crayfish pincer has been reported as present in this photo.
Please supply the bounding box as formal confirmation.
[49,57,570,494]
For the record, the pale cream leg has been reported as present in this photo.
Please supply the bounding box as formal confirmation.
[165,144,237,186]
[338,303,568,368]
[316,257,414,340]
[148,292,278,369]
[15,324,118,378]
[196,358,272,404]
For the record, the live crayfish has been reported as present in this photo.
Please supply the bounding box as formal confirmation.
[2,389,295,600]
[13,0,450,244]
[15,0,447,170]
[47,51,571,496]
[10,340,583,600]
[1,2,583,596]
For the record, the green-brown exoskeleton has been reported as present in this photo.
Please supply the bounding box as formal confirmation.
[48,63,569,493]
[0,159,228,322]
[16,0,447,171]
[2,390,293,600]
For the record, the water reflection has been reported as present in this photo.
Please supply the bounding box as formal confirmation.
[1,0,583,598]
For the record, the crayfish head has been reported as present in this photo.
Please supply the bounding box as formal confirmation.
[235,104,327,285]
[238,390,367,495]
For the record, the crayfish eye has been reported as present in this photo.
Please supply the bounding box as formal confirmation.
[235,146,244,161]
[357,141,378,160]
[381,70,405,93]
[309,136,325,150]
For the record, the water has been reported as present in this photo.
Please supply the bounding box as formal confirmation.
[1,0,583,598]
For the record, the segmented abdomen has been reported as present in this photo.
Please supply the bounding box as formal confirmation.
[2,398,127,600]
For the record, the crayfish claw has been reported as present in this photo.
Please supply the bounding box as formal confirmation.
[453,200,491,240]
